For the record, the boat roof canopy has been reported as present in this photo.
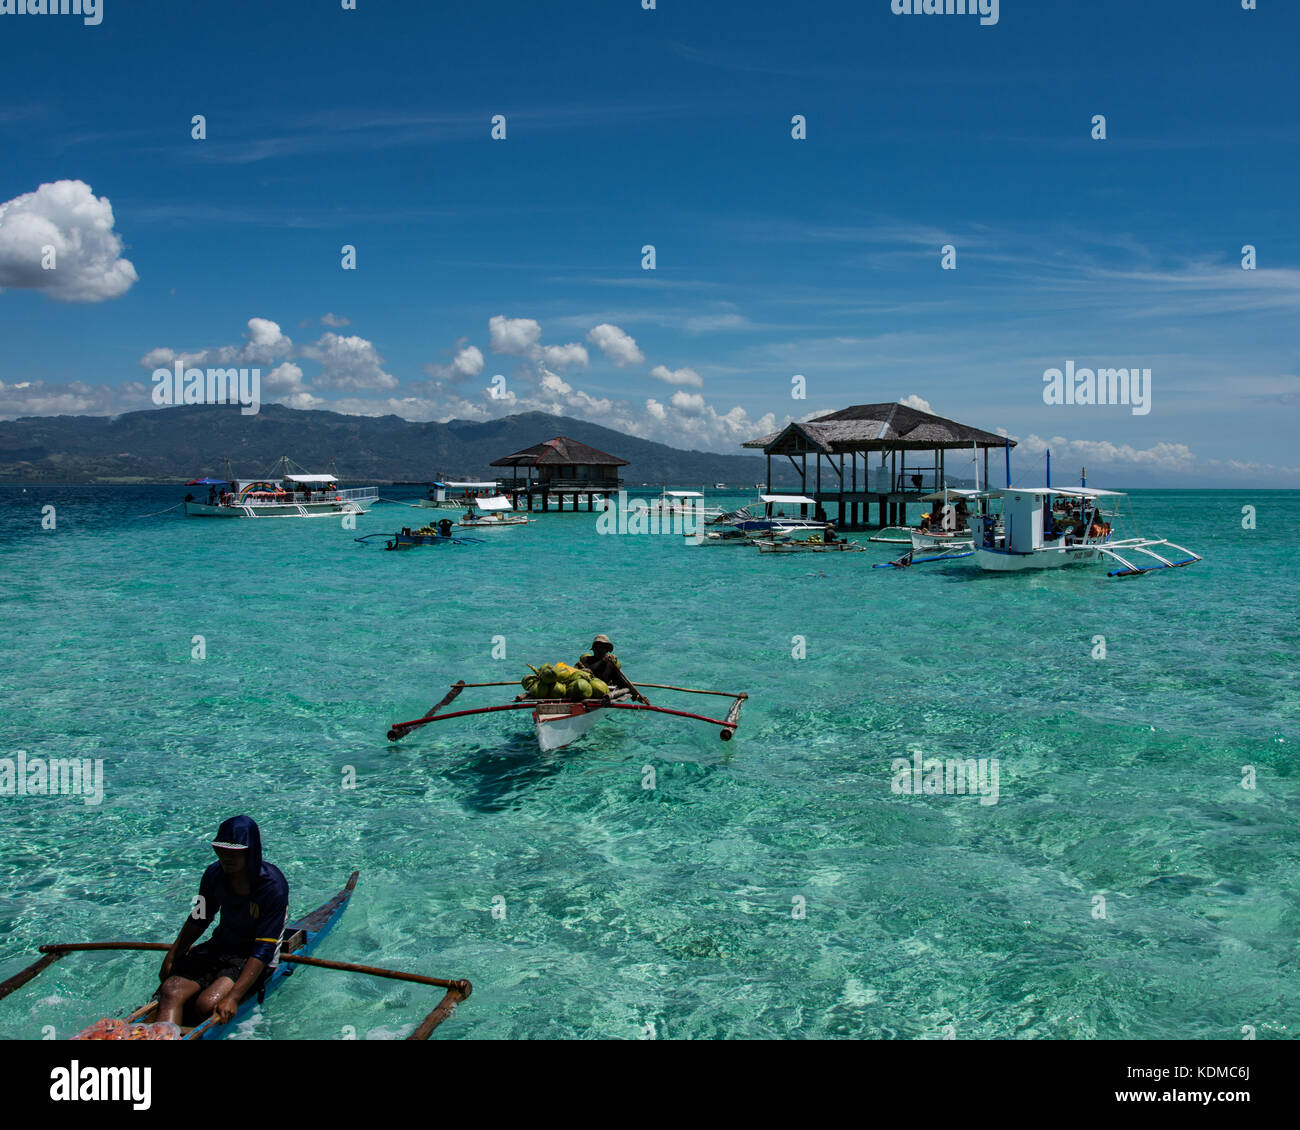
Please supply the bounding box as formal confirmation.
[994,486,1124,498]
[1049,486,1124,498]
[186,477,229,485]
[761,494,817,505]
[920,488,982,501]
[473,495,512,511]
[445,480,498,489]
[285,473,337,483]
[665,490,703,498]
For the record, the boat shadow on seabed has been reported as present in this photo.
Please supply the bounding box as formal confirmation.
[439,737,570,812]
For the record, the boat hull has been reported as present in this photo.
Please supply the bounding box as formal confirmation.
[972,544,1103,571]
[185,496,374,519]
[686,530,764,546]
[910,530,974,552]
[756,539,864,554]
[533,702,606,751]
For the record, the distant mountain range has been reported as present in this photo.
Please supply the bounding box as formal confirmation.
[0,405,802,485]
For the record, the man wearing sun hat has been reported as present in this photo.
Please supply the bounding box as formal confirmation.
[576,635,648,703]
[155,815,289,1028]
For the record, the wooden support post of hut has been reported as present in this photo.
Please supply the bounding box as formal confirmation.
[742,402,1012,532]
[490,436,627,516]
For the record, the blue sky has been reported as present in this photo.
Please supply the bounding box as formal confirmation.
[0,0,1297,484]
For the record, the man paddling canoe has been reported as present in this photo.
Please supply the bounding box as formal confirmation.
[577,635,648,703]
[155,815,289,1029]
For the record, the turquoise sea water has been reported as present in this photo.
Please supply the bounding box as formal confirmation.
[0,485,1295,1040]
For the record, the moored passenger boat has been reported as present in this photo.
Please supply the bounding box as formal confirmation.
[972,486,1201,576]
[184,457,376,519]
[415,480,501,509]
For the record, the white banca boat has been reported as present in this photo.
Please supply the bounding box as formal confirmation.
[184,458,376,518]
[389,677,748,753]
[416,480,501,509]
[650,489,726,522]
[456,495,532,527]
[971,486,1201,575]
[698,494,828,539]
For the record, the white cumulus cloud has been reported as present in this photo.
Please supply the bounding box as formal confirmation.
[488,314,586,370]
[537,342,588,370]
[587,323,645,366]
[140,317,293,372]
[489,315,542,355]
[649,364,705,388]
[0,180,137,302]
[900,394,933,413]
[302,332,398,392]
[424,343,485,382]
[0,378,148,419]
[1020,433,1196,473]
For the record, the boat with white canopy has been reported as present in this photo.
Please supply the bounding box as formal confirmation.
[972,486,1201,576]
[650,489,725,522]
[713,494,827,536]
[183,457,377,519]
[456,495,532,527]
[416,480,501,509]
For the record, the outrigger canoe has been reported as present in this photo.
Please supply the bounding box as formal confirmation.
[354,528,485,550]
[755,538,865,554]
[389,679,748,752]
[0,871,472,1040]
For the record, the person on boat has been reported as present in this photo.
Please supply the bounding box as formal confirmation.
[156,815,289,1029]
[918,511,932,533]
[577,636,648,703]
[438,518,454,538]
[823,521,839,544]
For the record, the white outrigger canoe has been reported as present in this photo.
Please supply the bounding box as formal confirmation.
[389,679,748,752]
[456,495,532,527]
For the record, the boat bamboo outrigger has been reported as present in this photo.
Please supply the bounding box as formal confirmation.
[389,679,748,753]
[0,872,471,1040]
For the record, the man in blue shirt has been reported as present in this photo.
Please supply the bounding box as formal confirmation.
[156,816,289,1028]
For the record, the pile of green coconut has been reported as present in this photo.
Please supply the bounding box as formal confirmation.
[521,662,610,701]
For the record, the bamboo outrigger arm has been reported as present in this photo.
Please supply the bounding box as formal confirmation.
[388,680,469,740]
[0,940,473,1039]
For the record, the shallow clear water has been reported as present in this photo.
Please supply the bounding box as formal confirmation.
[0,485,1295,1039]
